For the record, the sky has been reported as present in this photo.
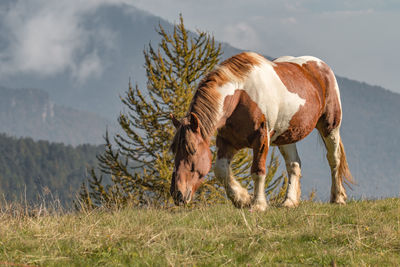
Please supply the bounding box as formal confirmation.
[133,0,400,92]
[0,0,399,92]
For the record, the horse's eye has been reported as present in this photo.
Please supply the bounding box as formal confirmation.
[191,163,195,172]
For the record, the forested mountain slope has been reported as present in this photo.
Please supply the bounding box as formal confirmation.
[0,134,104,205]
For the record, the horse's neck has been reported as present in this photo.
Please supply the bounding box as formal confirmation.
[213,81,244,129]
[191,76,249,142]
[189,84,235,143]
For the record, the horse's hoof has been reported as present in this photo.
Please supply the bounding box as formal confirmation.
[232,197,252,209]
[228,187,252,209]
[330,193,347,205]
[281,199,299,208]
[250,201,268,212]
[330,198,346,205]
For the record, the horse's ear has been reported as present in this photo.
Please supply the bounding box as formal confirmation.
[170,114,181,129]
[190,112,200,133]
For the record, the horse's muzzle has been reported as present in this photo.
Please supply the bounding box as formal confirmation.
[173,190,192,206]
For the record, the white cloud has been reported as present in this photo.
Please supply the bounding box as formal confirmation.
[0,0,124,82]
[72,50,103,83]
[284,1,306,12]
[281,17,298,25]
[222,22,261,51]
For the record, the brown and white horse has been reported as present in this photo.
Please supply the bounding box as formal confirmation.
[170,52,353,211]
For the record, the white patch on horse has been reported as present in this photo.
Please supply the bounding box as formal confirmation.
[214,157,251,206]
[243,62,306,142]
[274,55,324,67]
[251,173,267,211]
[273,56,295,62]
[215,58,306,142]
[279,144,301,207]
[252,173,266,200]
[286,162,301,202]
[216,81,239,122]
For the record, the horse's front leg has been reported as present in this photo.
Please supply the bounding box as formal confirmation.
[249,125,269,211]
[215,136,251,208]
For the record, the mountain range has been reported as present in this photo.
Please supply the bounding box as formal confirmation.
[0,86,111,145]
[0,3,399,200]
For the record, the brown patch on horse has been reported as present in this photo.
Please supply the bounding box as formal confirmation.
[315,72,342,137]
[189,52,264,141]
[217,89,269,175]
[272,61,341,145]
[218,90,267,149]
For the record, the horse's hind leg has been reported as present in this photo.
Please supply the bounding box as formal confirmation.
[278,144,302,207]
[215,136,251,208]
[317,125,347,204]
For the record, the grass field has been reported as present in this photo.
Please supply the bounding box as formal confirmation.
[0,198,399,266]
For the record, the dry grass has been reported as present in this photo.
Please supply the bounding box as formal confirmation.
[0,198,399,266]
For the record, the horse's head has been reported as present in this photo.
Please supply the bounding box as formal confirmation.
[170,112,212,205]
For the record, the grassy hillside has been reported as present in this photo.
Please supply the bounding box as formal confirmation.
[1,199,399,266]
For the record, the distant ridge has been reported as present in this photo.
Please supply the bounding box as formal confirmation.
[0,86,112,145]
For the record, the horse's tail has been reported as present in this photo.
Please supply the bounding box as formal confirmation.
[338,138,354,187]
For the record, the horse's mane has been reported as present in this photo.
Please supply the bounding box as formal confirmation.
[188,52,264,140]
[170,123,197,155]
[171,52,264,154]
